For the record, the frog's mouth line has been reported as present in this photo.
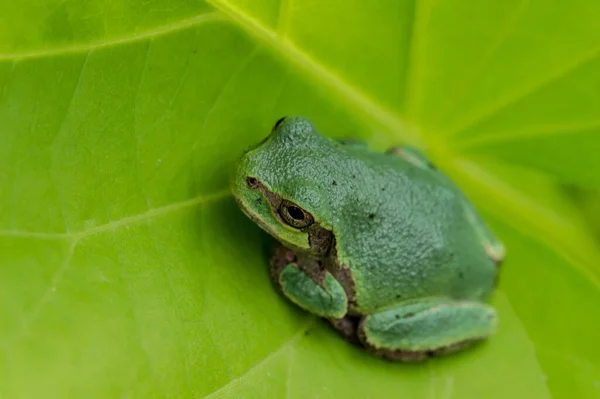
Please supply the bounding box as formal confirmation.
[234,177,336,257]
[234,193,310,251]
[237,195,337,266]
[234,196,268,230]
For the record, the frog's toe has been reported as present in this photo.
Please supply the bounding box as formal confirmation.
[485,241,506,266]
[386,146,436,171]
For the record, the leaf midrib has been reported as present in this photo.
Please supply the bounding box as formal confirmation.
[206,0,421,148]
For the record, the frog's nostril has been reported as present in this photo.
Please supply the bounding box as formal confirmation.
[246,176,259,188]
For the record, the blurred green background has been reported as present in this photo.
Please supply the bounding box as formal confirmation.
[1,0,599,398]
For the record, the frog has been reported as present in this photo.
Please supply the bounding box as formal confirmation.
[231,116,505,361]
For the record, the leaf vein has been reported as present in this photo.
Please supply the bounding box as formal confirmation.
[202,318,314,399]
[276,0,293,38]
[3,240,77,348]
[134,41,153,209]
[0,189,230,240]
[433,0,530,128]
[449,158,600,285]
[0,12,223,61]
[76,189,231,240]
[445,42,600,138]
[191,46,259,154]
[207,0,420,146]
[50,51,90,235]
[456,120,600,149]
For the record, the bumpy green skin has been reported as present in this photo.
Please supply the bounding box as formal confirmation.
[232,117,504,360]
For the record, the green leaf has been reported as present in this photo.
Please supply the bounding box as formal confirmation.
[566,186,600,245]
[1,0,599,398]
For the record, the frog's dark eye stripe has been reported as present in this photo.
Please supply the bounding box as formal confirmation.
[272,116,287,132]
[279,200,314,229]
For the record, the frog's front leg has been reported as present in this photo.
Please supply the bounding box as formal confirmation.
[358,298,496,361]
[270,246,348,319]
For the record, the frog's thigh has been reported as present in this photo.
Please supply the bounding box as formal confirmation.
[279,264,347,319]
[359,298,496,357]
[386,145,435,170]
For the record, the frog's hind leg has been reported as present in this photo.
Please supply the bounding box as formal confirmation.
[357,298,497,361]
[386,145,437,171]
[462,200,506,266]
[387,146,506,266]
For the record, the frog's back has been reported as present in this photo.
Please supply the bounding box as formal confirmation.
[332,147,497,313]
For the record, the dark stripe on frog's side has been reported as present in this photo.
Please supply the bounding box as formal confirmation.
[324,239,358,312]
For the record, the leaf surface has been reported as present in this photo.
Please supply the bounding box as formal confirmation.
[1,0,599,398]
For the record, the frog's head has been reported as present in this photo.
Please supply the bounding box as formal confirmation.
[232,116,334,254]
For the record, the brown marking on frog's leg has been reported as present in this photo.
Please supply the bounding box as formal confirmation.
[271,213,333,285]
[328,314,483,362]
[355,318,484,362]
[328,313,429,361]
[305,221,334,258]
[328,314,362,347]
[269,244,297,294]
[324,239,359,312]
[428,339,483,357]
[367,339,483,362]
[270,239,359,307]
[269,240,329,290]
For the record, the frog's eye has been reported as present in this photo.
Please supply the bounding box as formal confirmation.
[271,116,287,132]
[279,200,314,229]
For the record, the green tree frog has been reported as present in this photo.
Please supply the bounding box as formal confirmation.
[232,117,505,361]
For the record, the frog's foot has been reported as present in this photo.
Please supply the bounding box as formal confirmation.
[357,298,497,362]
[461,201,506,267]
[485,242,506,267]
[386,145,437,171]
[270,246,348,319]
[328,316,477,361]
